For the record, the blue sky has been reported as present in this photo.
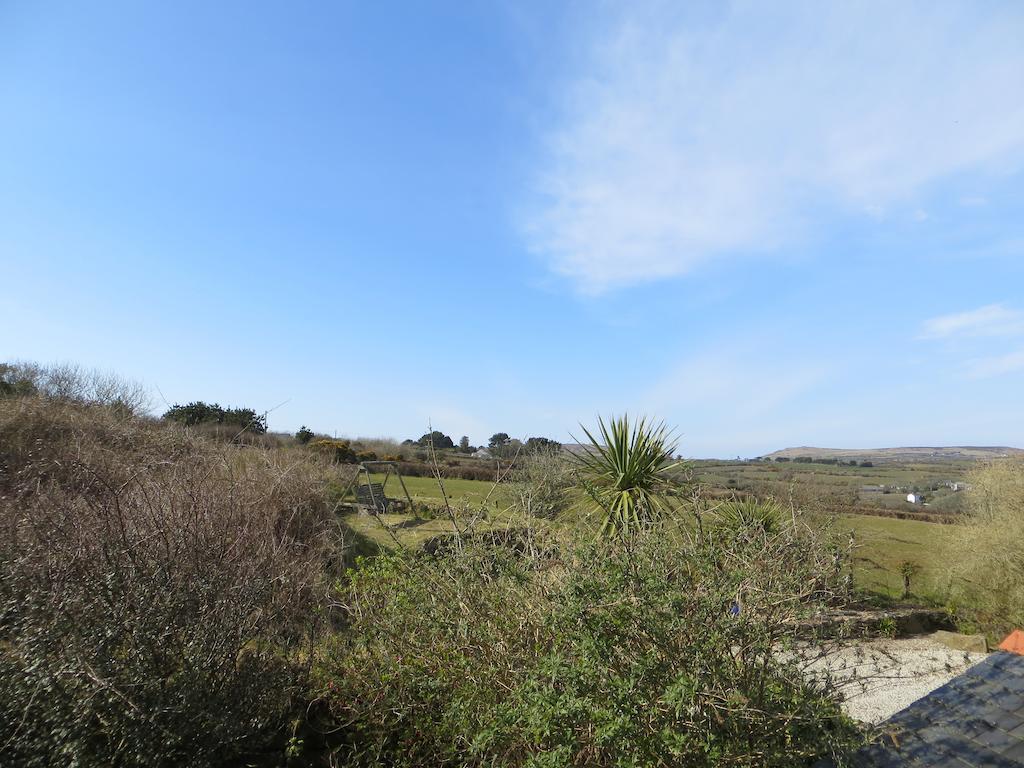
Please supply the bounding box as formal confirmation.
[3,1,1024,457]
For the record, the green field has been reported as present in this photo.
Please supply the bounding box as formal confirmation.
[341,469,961,602]
[365,472,502,505]
[691,459,971,515]
[842,513,957,601]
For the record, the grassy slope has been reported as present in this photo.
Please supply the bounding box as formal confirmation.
[691,460,971,513]
[343,471,956,602]
[842,513,956,601]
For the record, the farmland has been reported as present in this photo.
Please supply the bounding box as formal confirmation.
[341,458,969,602]
[691,458,973,518]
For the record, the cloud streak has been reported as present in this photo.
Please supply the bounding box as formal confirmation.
[529,1,1024,292]
[920,304,1024,340]
[966,349,1024,379]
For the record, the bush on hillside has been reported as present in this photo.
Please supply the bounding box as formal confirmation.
[0,360,149,413]
[946,459,1024,636]
[309,437,358,464]
[524,436,561,453]
[415,430,454,450]
[163,400,267,435]
[508,448,573,519]
[315,520,857,767]
[0,396,334,768]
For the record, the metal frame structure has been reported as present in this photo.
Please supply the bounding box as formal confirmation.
[344,460,414,514]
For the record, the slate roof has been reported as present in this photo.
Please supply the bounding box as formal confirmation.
[833,651,1024,767]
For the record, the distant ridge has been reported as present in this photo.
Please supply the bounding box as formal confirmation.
[762,446,1024,463]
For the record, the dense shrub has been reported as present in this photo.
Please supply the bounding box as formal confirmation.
[0,360,149,413]
[310,437,358,464]
[509,449,573,519]
[394,460,498,482]
[163,400,267,435]
[524,436,561,453]
[0,397,334,767]
[416,430,455,449]
[946,459,1024,636]
[315,522,857,767]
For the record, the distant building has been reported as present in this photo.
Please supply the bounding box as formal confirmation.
[472,448,492,460]
[907,493,923,504]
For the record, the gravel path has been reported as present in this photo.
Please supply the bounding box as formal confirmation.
[809,636,987,723]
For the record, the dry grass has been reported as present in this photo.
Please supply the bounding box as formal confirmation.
[0,394,341,766]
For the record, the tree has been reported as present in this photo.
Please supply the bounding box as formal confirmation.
[488,433,510,450]
[524,436,561,454]
[417,431,454,450]
[459,435,470,453]
[572,415,684,537]
[162,401,266,435]
[947,459,1024,635]
[295,425,315,445]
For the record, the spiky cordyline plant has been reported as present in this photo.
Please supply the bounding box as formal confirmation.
[573,414,683,537]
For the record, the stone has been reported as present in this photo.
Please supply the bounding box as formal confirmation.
[933,630,988,654]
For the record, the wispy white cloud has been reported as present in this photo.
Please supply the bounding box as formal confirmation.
[966,349,1024,379]
[529,2,1024,292]
[920,304,1024,340]
[959,195,989,207]
[641,349,831,422]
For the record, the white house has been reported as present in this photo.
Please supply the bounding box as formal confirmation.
[907,493,923,504]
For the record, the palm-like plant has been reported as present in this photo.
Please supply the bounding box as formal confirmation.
[573,415,683,537]
[714,498,786,537]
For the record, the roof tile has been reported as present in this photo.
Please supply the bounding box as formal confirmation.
[836,652,1024,766]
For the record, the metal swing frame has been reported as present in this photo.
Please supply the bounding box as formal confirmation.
[346,460,414,515]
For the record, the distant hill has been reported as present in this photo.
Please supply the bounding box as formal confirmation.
[762,446,1024,463]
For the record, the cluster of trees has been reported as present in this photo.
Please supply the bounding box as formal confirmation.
[162,401,266,434]
[488,433,561,457]
[772,456,872,467]
[394,430,562,458]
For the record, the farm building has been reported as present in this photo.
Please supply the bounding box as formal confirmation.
[906,493,923,504]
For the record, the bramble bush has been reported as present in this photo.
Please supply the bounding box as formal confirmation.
[946,458,1024,637]
[0,394,336,768]
[314,519,857,767]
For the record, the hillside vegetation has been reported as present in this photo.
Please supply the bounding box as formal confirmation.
[763,445,1024,463]
[2,360,1020,766]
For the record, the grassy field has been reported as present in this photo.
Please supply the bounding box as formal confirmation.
[842,513,957,601]
[341,468,961,603]
[365,473,501,505]
[691,459,972,515]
